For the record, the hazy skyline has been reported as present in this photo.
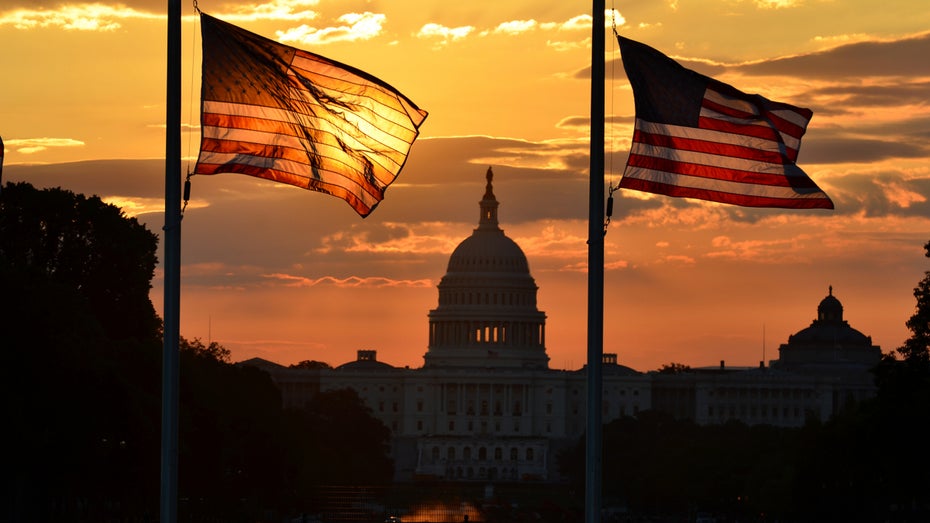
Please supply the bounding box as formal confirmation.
[3,0,930,371]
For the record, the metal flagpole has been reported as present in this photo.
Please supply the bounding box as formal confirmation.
[161,0,182,522]
[586,1,605,523]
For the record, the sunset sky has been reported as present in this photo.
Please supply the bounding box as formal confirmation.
[3,0,930,372]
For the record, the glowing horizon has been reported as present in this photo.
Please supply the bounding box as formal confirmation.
[3,0,929,372]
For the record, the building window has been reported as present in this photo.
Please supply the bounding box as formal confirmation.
[417,401,423,412]
[510,448,518,461]
[417,420,423,431]
[432,447,440,460]
[449,421,455,431]
[448,447,455,460]
[526,448,534,461]
[494,447,502,460]
[479,447,487,460]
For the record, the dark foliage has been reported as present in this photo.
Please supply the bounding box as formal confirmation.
[559,241,930,522]
[1,182,395,522]
[0,181,160,342]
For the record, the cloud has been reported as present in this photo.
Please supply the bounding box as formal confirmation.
[3,137,84,155]
[807,81,930,111]
[803,135,929,165]
[705,234,819,263]
[753,0,801,8]
[415,22,475,46]
[511,223,588,260]
[0,3,159,30]
[316,222,465,256]
[263,273,434,288]
[215,0,321,22]
[734,32,930,78]
[492,19,537,36]
[276,11,385,44]
[100,196,168,217]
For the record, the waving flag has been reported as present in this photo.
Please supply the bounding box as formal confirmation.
[618,36,832,209]
[194,14,428,217]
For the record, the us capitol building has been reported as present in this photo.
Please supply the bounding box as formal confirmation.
[243,168,882,483]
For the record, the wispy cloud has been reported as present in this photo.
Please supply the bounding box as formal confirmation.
[276,11,386,44]
[263,273,434,288]
[492,19,537,36]
[100,196,165,217]
[3,137,84,154]
[316,222,465,256]
[415,22,475,46]
[215,0,320,22]
[0,3,158,31]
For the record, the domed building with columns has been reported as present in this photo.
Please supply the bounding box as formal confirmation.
[242,168,883,483]
[426,167,548,370]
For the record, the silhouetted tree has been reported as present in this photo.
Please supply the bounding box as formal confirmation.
[657,362,691,374]
[1,181,163,520]
[0,181,160,341]
[290,359,333,369]
[181,336,232,363]
[867,239,930,520]
[1,182,397,522]
[285,388,393,489]
[176,336,289,519]
[896,240,930,366]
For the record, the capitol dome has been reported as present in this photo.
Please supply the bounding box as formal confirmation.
[775,286,881,371]
[424,168,548,369]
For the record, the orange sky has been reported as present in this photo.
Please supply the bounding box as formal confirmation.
[3,0,930,372]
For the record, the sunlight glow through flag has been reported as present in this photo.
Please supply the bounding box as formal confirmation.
[194,13,428,217]
[617,36,833,210]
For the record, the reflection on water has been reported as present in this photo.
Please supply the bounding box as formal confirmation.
[304,484,579,523]
[400,500,482,522]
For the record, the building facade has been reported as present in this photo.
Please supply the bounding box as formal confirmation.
[243,169,882,482]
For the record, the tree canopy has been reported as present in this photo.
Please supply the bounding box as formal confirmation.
[1,182,394,521]
[0,181,160,342]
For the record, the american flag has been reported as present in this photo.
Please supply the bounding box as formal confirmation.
[194,14,428,217]
[617,36,833,210]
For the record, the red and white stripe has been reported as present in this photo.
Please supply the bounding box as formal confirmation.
[622,84,832,209]
[194,19,427,217]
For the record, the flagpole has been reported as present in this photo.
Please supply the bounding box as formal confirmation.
[586,1,605,523]
[161,0,182,521]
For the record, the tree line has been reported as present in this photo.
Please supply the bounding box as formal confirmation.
[1,182,392,522]
[558,241,930,522]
